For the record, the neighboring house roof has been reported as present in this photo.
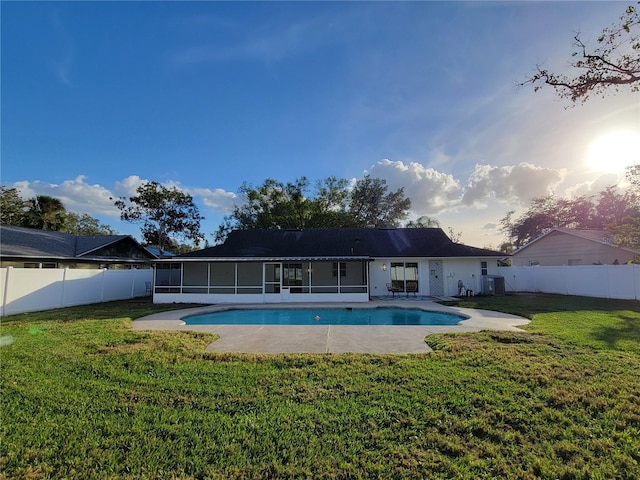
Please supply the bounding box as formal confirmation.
[0,225,155,262]
[143,246,176,258]
[176,228,503,260]
[513,228,640,255]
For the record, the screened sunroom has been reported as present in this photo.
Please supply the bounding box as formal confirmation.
[154,259,370,304]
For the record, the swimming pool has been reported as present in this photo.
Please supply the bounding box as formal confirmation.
[182,308,466,326]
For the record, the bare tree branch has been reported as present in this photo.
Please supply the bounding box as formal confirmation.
[520,4,640,104]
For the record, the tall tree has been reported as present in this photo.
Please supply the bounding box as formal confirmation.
[215,175,412,243]
[225,177,313,231]
[24,195,67,231]
[61,212,117,236]
[406,216,440,228]
[306,177,352,228]
[502,187,640,249]
[349,175,411,228]
[625,163,640,190]
[601,170,640,249]
[521,4,640,103]
[1,187,118,236]
[113,181,204,254]
[447,226,463,244]
[0,186,27,226]
[501,195,581,247]
[594,186,633,227]
[216,177,352,242]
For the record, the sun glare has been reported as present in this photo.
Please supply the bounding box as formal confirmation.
[587,131,640,174]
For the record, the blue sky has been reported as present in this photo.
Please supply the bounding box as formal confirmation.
[2,1,639,248]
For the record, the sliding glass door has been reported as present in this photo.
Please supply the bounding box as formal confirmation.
[390,262,418,293]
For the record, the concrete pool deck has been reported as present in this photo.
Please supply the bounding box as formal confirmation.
[132,299,530,354]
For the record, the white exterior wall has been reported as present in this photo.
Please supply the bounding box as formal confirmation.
[443,259,482,296]
[498,265,640,300]
[369,258,427,296]
[369,257,498,297]
[368,259,390,297]
[1,267,153,316]
[154,292,369,304]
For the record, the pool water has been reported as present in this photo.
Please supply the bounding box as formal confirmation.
[183,308,466,326]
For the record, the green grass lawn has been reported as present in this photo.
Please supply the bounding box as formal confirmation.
[1,295,639,479]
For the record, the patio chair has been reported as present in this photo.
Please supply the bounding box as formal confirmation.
[405,281,418,297]
[386,283,402,297]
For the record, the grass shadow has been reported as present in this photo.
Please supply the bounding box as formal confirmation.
[1,297,203,325]
[590,313,640,350]
[439,293,640,353]
[439,293,640,318]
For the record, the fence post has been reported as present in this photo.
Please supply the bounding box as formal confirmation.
[100,269,106,302]
[130,269,137,299]
[61,267,68,309]
[2,267,12,316]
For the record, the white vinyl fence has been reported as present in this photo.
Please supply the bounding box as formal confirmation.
[498,265,640,300]
[0,267,154,316]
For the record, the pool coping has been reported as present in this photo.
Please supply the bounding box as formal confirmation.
[131,299,530,354]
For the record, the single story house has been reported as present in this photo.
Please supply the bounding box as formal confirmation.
[512,228,640,266]
[153,228,506,304]
[0,225,156,269]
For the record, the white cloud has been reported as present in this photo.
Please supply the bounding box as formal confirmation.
[365,158,567,218]
[461,163,566,207]
[112,175,148,197]
[3,157,596,245]
[9,175,239,221]
[367,159,462,215]
[110,176,239,215]
[564,173,621,199]
[191,187,238,213]
[11,176,118,216]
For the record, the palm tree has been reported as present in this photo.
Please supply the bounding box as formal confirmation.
[25,195,67,230]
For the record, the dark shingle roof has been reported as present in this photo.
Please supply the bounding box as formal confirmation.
[178,228,503,260]
[0,225,153,261]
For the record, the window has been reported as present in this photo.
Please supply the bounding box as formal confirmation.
[283,263,308,293]
[283,263,303,286]
[332,262,347,277]
[481,261,488,276]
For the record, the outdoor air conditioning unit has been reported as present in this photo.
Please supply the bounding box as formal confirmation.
[483,275,505,296]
